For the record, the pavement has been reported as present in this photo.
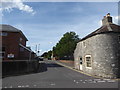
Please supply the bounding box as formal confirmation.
[2,60,119,88]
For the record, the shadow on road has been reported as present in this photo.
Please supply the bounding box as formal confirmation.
[37,63,47,72]
[2,63,48,78]
[2,62,63,78]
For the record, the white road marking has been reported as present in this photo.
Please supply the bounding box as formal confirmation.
[83,82,86,83]
[21,86,25,88]
[107,80,116,83]
[34,85,37,87]
[74,80,76,82]
[25,85,29,87]
[97,81,106,83]
[50,83,56,86]
[18,86,22,88]
[9,86,13,88]
[76,82,79,84]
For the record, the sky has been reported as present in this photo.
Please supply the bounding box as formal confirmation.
[0,0,119,55]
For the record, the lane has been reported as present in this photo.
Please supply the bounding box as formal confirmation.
[2,60,119,88]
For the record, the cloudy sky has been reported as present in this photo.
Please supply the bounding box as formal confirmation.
[0,0,118,55]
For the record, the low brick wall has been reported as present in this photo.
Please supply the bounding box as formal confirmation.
[59,60,74,64]
[2,60,39,77]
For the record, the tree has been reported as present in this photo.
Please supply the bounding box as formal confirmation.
[41,52,48,58]
[53,31,80,60]
[41,50,52,60]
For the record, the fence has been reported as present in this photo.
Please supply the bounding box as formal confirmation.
[2,60,39,77]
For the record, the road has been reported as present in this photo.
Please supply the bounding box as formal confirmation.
[2,60,119,88]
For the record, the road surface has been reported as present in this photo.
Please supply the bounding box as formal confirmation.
[2,60,119,88]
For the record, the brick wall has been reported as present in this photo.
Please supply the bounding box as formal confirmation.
[2,31,28,60]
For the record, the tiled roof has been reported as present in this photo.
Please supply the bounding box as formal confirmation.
[0,24,21,32]
[0,24,28,41]
[80,24,120,41]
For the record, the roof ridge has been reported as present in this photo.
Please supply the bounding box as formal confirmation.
[80,23,120,41]
[0,24,28,41]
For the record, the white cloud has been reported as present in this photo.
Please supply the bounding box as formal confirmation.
[0,0,36,15]
[98,16,119,26]
[112,15,120,25]
[98,20,102,26]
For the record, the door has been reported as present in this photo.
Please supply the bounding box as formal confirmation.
[79,57,83,70]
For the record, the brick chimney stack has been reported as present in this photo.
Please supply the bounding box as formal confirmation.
[102,13,113,26]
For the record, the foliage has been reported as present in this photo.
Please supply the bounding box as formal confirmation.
[41,50,52,59]
[53,31,80,60]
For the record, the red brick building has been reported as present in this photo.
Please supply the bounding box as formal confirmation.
[0,24,36,60]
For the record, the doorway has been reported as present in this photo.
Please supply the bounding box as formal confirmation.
[79,56,83,70]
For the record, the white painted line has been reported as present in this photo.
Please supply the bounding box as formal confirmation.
[50,83,55,86]
[107,80,116,83]
[76,82,79,84]
[18,86,22,88]
[80,80,83,81]
[25,85,29,87]
[97,81,106,83]
[94,79,101,81]
[34,85,37,87]
[21,86,25,88]
[83,82,86,83]
[9,86,13,88]
[103,79,111,81]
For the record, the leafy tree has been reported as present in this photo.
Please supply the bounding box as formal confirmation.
[41,50,52,59]
[41,52,48,58]
[47,50,52,60]
[53,31,80,60]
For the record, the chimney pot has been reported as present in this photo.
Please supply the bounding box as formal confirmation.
[106,13,110,17]
[102,13,112,26]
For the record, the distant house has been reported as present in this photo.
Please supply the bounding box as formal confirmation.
[0,24,36,60]
[74,13,120,78]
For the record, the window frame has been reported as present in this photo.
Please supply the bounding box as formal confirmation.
[85,55,92,69]
[0,32,8,36]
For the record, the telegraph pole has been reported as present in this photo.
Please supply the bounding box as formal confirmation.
[38,44,40,56]
[35,45,38,56]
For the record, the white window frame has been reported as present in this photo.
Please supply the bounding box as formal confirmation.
[85,55,92,69]
[0,32,8,36]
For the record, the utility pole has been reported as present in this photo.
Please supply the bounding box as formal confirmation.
[35,45,37,56]
[38,44,40,56]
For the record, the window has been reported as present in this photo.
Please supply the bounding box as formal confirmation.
[0,32,8,36]
[20,47,24,52]
[85,55,92,68]
[20,38,23,42]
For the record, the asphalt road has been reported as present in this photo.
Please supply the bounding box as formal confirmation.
[2,60,119,88]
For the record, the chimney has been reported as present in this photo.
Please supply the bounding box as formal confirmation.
[102,13,113,26]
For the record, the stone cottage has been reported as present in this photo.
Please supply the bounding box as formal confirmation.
[74,13,120,78]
